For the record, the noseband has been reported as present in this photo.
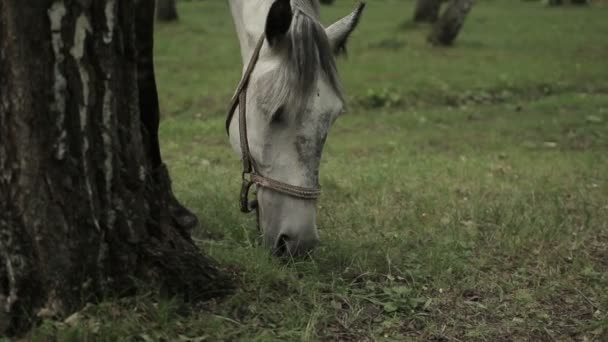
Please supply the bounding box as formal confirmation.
[226,36,322,213]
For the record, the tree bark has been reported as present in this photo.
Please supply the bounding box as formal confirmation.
[428,0,475,46]
[413,0,443,23]
[157,0,179,22]
[0,0,228,335]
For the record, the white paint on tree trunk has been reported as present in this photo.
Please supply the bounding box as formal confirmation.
[48,1,68,160]
[71,13,90,51]
[49,1,66,36]
[70,15,92,133]
[71,14,100,232]
[103,0,116,44]
[139,165,146,182]
[1,252,18,317]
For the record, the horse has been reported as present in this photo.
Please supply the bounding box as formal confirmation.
[227,0,365,256]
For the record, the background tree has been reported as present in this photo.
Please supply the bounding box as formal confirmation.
[0,0,227,335]
[413,0,443,23]
[547,0,588,5]
[157,0,179,22]
[428,0,475,46]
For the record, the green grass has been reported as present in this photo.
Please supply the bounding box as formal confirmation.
[30,1,608,341]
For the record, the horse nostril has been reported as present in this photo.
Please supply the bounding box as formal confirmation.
[284,236,319,257]
[272,231,319,257]
[273,234,289,256]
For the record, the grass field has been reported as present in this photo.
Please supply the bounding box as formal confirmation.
[30,0,608,341]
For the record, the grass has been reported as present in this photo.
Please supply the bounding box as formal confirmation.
[29,0,608,341]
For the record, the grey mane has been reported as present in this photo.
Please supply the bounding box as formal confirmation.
[258,0,343,120]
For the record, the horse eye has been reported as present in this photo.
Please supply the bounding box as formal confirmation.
[270,107,285,125]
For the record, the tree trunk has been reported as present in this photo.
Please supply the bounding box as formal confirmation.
[428,0,475,46]
[0,0,228,335]
[157,0,179,22]
[413,0,443,23]
[547,0,587,5]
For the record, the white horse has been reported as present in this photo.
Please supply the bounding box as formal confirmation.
[227,0,364,255]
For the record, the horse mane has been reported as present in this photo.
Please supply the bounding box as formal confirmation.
[257,0,343,121]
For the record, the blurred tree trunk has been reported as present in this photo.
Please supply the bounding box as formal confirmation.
[547,0,588,5]
[413,0,442,23]
[428,0,475,46]
[157,0,179,22]
[0,0,227,335]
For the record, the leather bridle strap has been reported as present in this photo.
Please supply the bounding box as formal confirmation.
[226,35,321,213]
[250,174,321,200]
[226,36,265,134]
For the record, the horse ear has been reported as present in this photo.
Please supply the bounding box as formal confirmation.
[265,0,293,46]
[325,2,366,55]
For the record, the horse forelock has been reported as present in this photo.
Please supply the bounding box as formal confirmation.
[293,0,320,17]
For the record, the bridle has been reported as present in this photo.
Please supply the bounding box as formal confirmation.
[226,35,322,214]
